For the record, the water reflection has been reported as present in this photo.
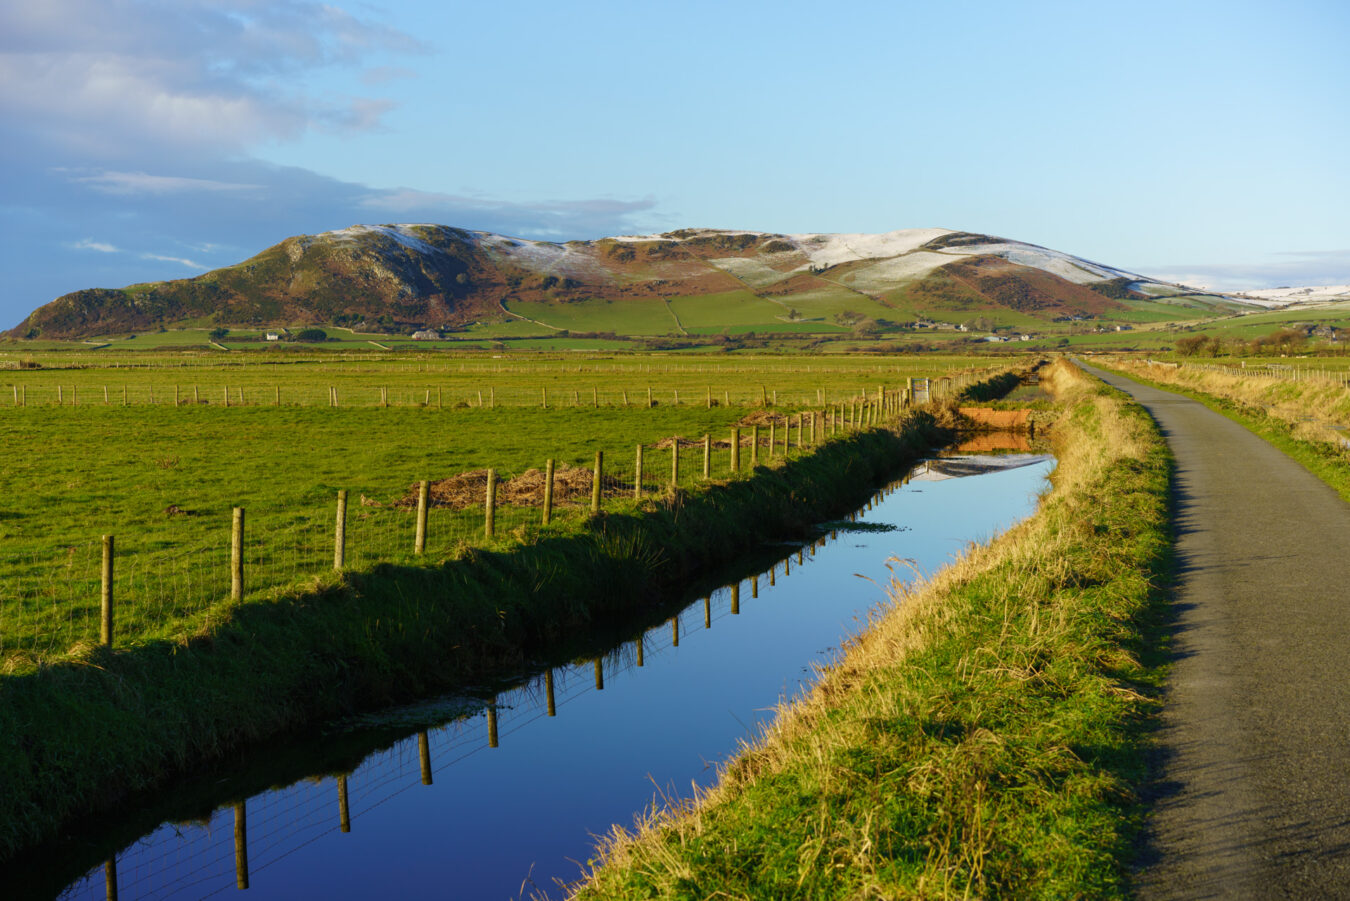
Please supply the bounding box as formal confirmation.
[38,452,1054,901]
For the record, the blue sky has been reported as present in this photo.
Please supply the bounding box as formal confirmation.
[2,0,1347,327]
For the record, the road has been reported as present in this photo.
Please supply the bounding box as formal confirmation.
[1083,364,1350,898]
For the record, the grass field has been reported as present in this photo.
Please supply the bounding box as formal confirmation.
[0,351,999,668]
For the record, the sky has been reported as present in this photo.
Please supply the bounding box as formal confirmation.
[2,0,1348,327]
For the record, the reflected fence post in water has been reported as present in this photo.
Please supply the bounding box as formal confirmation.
[418,731,432,785]
[546,669,557,715]
[769,564,776,587]
[234,801,249,890]
[704,596,711,628]
[338,774,351,833]
[487,699,499,748]
[730,583,740,615]
[594,659,604,690]
[104,856,118,901]
[671,616,679,647]
[752,575,758,598]
[635,636,644,667]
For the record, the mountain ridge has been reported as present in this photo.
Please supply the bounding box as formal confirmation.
[9,225,1224,339]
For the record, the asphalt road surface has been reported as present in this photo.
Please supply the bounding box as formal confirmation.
[1084,364,1350,899]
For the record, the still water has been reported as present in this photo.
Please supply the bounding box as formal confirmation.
[40,449,1053,900]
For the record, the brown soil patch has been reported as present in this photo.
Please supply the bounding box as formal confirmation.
[959,407,1032,429]
[392,464,638,510]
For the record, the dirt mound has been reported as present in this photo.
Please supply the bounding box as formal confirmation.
[393,464,636,509]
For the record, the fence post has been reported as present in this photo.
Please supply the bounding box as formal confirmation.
[543,458,555,526]
[414,480,429,554]
[671,439,679,491]
[730,427,740,472]
[591,450,604,514]
[485,468,497,538]
[647,386,653,408]
[100,535,114,647]
[234,801,249,890]
[703,434,711,478]
[751,425,759,466]
[334,490,348,570]
[634,444,644,499]
[231,508,244,601]
[338,775,351,832]
[769,419,776,457]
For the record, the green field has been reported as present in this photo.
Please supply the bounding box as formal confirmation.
[0,351,994,667]
[505,297,679,335]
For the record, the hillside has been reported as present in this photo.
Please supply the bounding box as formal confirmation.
[9,225,1245,339]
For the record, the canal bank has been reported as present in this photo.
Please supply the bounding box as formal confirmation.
[0,372,1028,865]
[579,358,1175,899]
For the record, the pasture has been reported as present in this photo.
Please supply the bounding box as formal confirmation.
[0,351,997,667]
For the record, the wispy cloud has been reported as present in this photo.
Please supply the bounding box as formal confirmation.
[1146,249,1350,291]
[140,252,207,270]
[68,170,262,195]
[70,238,119,253]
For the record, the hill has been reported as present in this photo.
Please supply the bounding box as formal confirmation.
[8,225,1248,340]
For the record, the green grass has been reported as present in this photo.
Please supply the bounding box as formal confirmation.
[579,360,1174,898]
[0,351,998,666]
[668,290,790,329]
[505,297,680,335]
[0,401,959,863]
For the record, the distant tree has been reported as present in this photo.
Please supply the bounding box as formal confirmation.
[1175,334,1208,356]
[209,327,229,340]
[787,308,801,321]
[296,328,328,343]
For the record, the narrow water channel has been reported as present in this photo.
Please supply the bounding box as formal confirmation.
[34,449,1054,901]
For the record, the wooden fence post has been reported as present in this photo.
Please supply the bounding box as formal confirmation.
[671,439,679,490]
[234,802,249,890]
[545,669,556,716]
[647,386,653,408]
[419,731,432,784]
[488,702,499,747]
[338,775,351,832]
[591,450,603,514]
[100,535,114,647]
[703,434,711,478]
[634,444,644,499]
[594,658,604,690]
[543,458,555,525]
[414,480,429,554]
[730,427,740,472]
[751,425,759,466]
[485,468,496,538]
[231,508,244,601]
[334,490,347,570]
[769,419,776,457]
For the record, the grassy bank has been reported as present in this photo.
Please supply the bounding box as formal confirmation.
[1105,358,1350,501]
[578,358,1173,898]
[0,395,971,862]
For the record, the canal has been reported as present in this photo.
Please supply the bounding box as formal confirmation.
[34,446,1054,900]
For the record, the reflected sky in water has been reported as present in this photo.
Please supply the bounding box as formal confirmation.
[52,455,1053,901]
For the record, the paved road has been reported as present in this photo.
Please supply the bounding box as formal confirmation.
[1083,365,1350,899]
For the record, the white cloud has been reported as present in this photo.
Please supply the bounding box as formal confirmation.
[0,0,423,158]
[68,170,262,195]
[1146,249,1350,292]
[71,238,119,253]
[140,252,207,270]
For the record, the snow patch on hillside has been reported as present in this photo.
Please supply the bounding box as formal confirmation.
[936,241,1136,284]
[834,251,954,293]
[326,224,446,257]
[789,229,954,268]
[708,257,797,288]
[479,234,610,280]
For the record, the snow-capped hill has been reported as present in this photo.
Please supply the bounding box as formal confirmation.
[12,223,1236,338]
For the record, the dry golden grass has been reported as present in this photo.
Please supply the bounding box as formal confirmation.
[1110,358,1350,447]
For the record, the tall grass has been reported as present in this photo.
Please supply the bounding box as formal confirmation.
[577,359,1173,899]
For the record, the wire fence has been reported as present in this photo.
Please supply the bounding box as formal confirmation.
[0,372,988,667]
